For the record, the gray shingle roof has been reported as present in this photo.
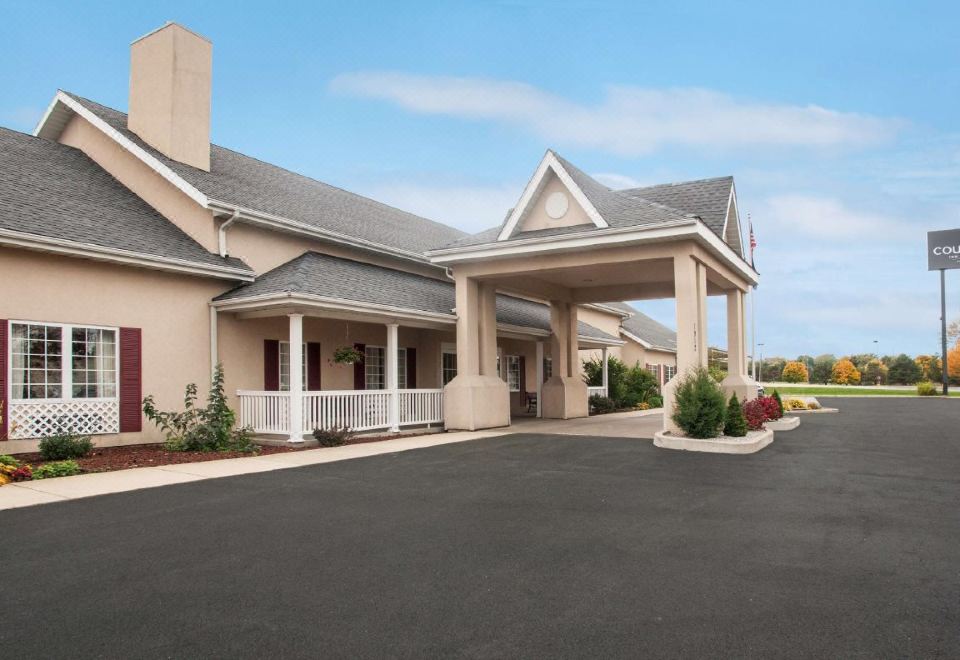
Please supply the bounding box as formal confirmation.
[0,126,252,275]
[619,176,735,251]
[215,252,618,342]
[617,302,677,352]
[443,151,722,250]
[63,93,468,256]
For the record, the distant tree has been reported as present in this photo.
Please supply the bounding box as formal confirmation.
[812,354,836,384]
[831,358,861,385]
[862,358,887,385]
[886,354,922,384]
[796,354,816,376]
[948,342,960,384]
[948,319,960,343]
[761,357,786,382]
[848,353,877,374]
[781,360,809,383]
[916,354,942,382]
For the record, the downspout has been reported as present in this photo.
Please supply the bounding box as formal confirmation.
[218,210,240,257]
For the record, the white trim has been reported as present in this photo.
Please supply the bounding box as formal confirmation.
[35,91,209,207]
[0,228,254,282]
[584,302,633,319]
[497,151,607,241]
[210,292,457,324]
[724,182,745,256]
[430,219,760,285]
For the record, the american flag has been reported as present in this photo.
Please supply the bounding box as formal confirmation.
[748,218,757,266]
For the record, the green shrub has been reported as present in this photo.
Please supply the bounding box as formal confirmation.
[38,432,93,461]
[583,357,660,408]
[708,365,727,384]
[647,395,663,408]
[670,367,727,439]
[772,390,785,416]
[917,380,938,396]
[143,364,255,453]
[32,460,81,479]
[588,395,617,414]
[313,427,352,447]
[723,394,747,437]
[0,454,20,468]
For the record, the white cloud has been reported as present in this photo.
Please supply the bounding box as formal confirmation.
[360,181,520,234]
[760,194,914,241]
[330,72,903,156]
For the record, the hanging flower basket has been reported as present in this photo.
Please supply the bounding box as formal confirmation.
[333,346,364,365]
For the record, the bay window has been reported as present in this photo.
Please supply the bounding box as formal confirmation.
[10,322,117,401]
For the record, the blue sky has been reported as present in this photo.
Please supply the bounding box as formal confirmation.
[2,1,959,359]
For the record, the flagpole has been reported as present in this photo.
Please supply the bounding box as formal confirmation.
[749,214,757,381]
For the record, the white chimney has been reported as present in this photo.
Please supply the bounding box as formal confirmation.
[128,22,212,171]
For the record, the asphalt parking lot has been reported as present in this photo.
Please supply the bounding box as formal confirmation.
[2,397,958,658]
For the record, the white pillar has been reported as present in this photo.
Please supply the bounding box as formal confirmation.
[288,313,304,443]
[601,347,609,397]
[535,340,544,418]
[209,306,218,381]
[387,323,400,432]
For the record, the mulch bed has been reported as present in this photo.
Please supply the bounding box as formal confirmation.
[12,432,430,474]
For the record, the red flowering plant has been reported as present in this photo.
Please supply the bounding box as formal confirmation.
[741,399,767,431]
[11,464,33,482]
[759,395,782,421]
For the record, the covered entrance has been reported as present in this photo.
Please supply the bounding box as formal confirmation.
[428,150,760,433]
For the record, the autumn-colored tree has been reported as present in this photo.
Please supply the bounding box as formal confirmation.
[831,358,861,385]
[915,355,942,381]
[780,360,809,383]
[948,341,960,381]
[862,358,888,385]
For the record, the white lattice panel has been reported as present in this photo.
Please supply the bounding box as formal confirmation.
[8,400,120,439]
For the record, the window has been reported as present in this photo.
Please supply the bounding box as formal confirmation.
[646,363,660,379]
[664,365,677,381]
[543,357,553,380]
[10,322,117,401]
[506,355,521,392]
[364,346,406,390]
[279,342,307,392]
[442,349,457,386]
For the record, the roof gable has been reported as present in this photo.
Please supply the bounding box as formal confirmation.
[37,92,468,258]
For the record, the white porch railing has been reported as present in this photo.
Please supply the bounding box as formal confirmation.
[237,389,444,435]
[587,386,608,398]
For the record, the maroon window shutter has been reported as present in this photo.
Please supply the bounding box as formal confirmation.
[307,342,322,391]
[518,355,526,394]
[353,343,366,390]
[406,348,417,389]
[119,327,142,433]
[0,320,7,440]
[264,340,280,391]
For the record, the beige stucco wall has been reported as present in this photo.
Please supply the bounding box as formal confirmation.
[58,114,219,253]
[0,247,229,450]
[517,170,592,233]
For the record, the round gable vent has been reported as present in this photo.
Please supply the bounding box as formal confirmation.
[545,191,569,220]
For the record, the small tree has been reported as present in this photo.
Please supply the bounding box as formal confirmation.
[831,358,861,385]
[862,358,887,385]
[812,354,836,384]
[780,361,809,383]
[670,367,726,439]
[887,354,921,385]
[772,389,785,416]
[949,341,960,384]
[723,394,747,437]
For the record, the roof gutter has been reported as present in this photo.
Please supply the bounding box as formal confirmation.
[217,209,240,257]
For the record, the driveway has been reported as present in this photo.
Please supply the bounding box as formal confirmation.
[509,408,663,438]
[2,398,959,658]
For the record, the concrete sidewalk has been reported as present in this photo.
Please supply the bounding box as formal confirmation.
[0,429,509,511]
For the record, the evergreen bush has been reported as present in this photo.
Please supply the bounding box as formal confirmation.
[670,367,726,439]
[723,394,747,437]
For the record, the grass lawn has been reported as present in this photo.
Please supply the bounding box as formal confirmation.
[772,385,960,397]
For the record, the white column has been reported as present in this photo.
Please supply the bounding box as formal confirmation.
[601,347,609,397]
[288,313,304,443]
[209,306,218,380]
[387,323,400,432]
[535,340,544,418]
